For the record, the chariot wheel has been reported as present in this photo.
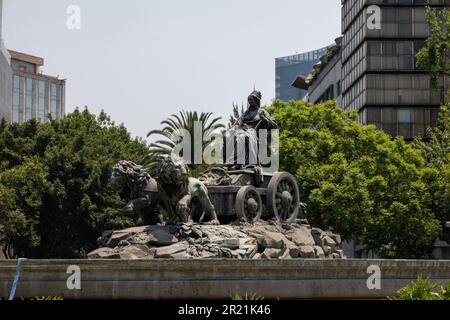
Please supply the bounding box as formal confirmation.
[267,172,300,224]
[235,186,262,223]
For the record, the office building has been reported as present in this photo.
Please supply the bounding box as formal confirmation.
[10,50,65,123]
[275,47,329,101]
[341,0,450,139]
[293,37,343,106]
[0,0,11,122]
[0,0,65,124]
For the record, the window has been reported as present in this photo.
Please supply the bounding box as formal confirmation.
[398,8,412,23]
[398,42,413,55]
[383,23,397,37]
[384,75,397,88]
[383,108,397,124]
[398,109,412,138]
[413,108,425,137]
[414,23,429,37]
[363,107,440,139]
[38,81,46,122]
[383,42,396,55]
[383,8,396,23]
[384,90,397,104]
[382,108,398,137]
[12,76,21,123]
[368,42,382,55]
[429,108,439,127]
[60,85,65,118]
[398,109,412,123]
[401,54,413,69]
[382,56,396,70]
[398,42,414,70]
[25,78,34,121]
[367,108,381,126]
[367,75,382,89]
[50,83,58,119]
[413,75,430,104]
[368,56,381,69]
[414,8,427,22]
[399,75,413,89]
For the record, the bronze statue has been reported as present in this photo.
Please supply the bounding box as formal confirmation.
[111,160,164,225]
[234,90,278,131]
[225,90,278,167]
[155,154,220,225]
[112,157,220,225]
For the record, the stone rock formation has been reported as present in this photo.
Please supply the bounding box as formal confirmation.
[88,219,345,260]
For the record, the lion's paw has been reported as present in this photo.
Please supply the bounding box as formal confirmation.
[206,219,220,225]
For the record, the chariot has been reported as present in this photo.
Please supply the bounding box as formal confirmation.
[200,166,301,225]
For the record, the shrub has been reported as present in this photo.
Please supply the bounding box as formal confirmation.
[391,274,450,300]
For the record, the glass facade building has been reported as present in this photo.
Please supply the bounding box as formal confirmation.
[341,0,450,139]
[275,47,329,101]
[10,50,65,124]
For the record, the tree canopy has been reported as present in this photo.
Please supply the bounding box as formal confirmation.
[0,109,151,258]
[267,100,444,258]
[416,6,450,90]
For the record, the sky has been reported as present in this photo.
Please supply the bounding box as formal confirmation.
[3,0,341,141]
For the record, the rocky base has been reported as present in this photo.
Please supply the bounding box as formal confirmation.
[88,219,345,259]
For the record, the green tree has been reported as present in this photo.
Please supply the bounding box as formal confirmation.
[0,158,47,257]
[267,100,441,258]
[416,7,450,93]
[0,109,151,258]
[413,104,450,231]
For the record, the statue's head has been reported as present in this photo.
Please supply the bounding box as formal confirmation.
[248,90,261,109]
[111,160,151,194]
[155,153,189,187]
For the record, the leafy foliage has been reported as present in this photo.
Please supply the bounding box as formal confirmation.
[391,275,450,300]
[416,7,450,90]
[267,100,441,258]
[413,104,450,239]
[0,109,150,258]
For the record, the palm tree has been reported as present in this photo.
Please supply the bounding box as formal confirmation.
[228,102,245,128]
[147,111,224,175]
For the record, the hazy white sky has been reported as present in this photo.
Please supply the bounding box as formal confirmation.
[3,0,341,140]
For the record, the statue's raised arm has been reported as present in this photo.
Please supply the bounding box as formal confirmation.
[257,108,278,130]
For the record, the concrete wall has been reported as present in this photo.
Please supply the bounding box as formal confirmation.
[1,259,449,299]
[342,239,450,260]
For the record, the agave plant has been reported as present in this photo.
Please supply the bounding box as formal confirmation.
[147,110,224,175]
